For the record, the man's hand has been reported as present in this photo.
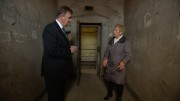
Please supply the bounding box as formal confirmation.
[70,46,78,54]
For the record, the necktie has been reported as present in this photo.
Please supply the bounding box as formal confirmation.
[62,28,67,36]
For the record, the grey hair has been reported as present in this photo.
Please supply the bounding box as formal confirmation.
[114,24,125,33]
[57,5,73,17]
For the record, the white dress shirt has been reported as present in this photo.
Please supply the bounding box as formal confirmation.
[56,19,67,36]
[56,19,63,29]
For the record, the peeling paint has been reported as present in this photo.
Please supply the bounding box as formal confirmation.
[144,12,153,28]
[2,4,20,25]
[0,32,11,42]
[178,23,180,40]
[0,31,27,43]
[32,30,38,40]
[177,33,180,40]
[12,32,27,43]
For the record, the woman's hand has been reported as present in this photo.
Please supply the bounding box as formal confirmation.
[102,58,108,67]
[117,61,125,70]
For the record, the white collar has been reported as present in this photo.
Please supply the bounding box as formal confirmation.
[56,19,63,29]
[114,35,123,44]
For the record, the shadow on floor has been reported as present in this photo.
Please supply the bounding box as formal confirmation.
[40,72,135,101]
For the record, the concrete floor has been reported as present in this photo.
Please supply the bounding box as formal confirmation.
[41,69,135,101]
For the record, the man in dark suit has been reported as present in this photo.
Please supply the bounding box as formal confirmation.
[41,5,78,101]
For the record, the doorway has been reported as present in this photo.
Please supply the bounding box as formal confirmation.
[78,23,102,75]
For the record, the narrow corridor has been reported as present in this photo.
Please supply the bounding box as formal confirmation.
[41,69,135,101]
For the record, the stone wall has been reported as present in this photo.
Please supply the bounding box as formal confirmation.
[0,0,57,100]
[125,0,180,100]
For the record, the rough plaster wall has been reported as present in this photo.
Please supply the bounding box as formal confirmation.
[0,0,56,100]
[57,0,124,74]
[125,0,180,101]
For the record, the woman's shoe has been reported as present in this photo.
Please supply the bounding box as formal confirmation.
[104,94,113,100]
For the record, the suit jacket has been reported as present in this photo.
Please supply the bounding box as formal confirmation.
[41,21,72,79]
[104,36,132,84]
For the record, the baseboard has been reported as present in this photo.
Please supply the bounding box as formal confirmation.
[125,83,141,101]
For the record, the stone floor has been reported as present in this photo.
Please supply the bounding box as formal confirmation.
[41,69,135,101]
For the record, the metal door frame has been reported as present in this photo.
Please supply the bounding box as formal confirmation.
[76,22,102,85]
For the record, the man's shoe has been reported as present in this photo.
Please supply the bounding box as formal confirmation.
[104,94,113,100]
[116,97,122,101]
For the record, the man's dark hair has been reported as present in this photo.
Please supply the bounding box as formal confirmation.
[57,5,73,17]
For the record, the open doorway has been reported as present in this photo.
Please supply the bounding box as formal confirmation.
[78,23,102,75]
